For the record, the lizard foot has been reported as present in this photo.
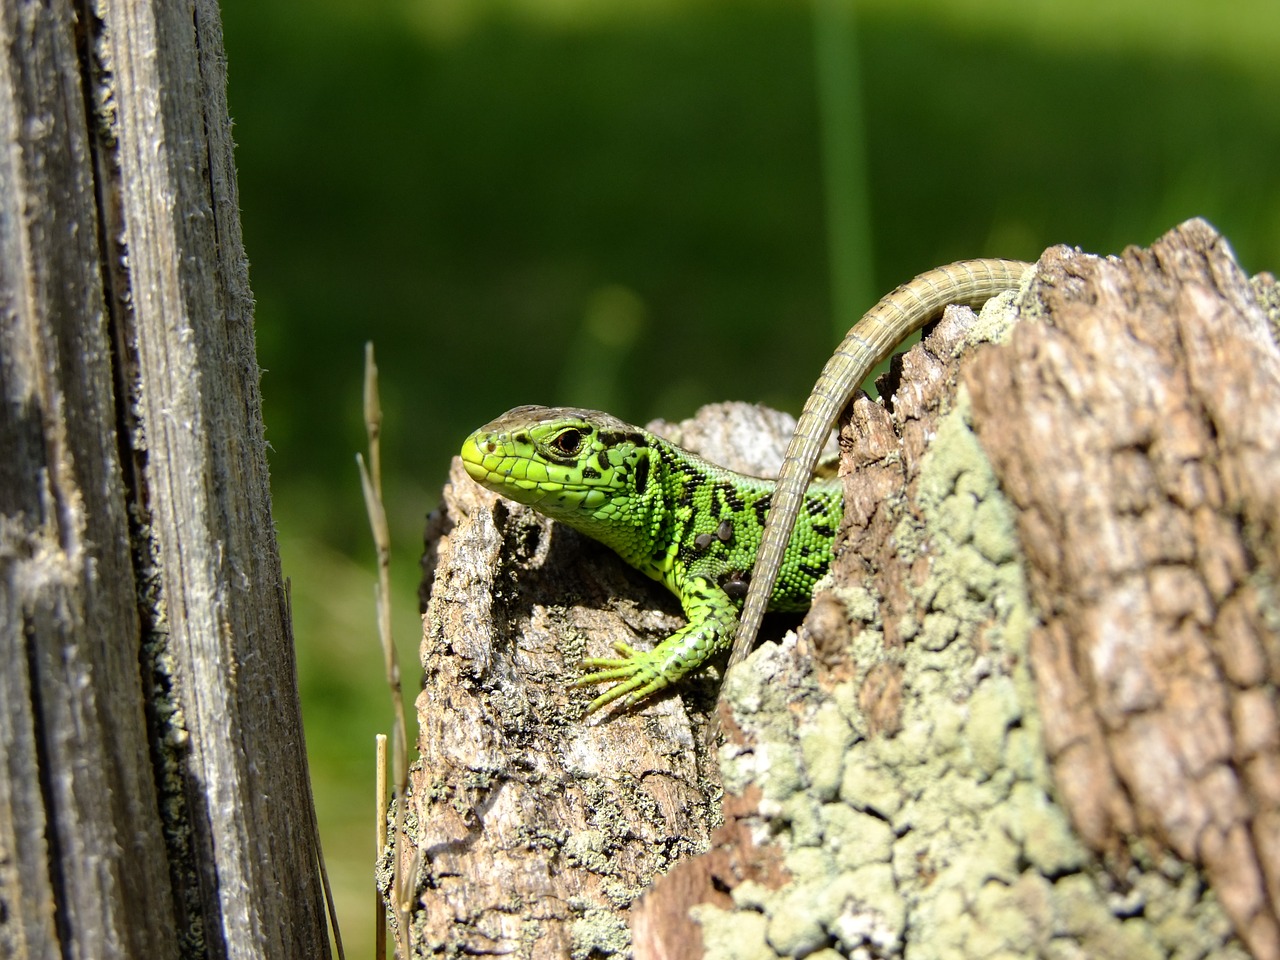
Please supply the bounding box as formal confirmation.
[575,641,670,714]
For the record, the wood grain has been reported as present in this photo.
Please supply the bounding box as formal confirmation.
[0,2,329,956]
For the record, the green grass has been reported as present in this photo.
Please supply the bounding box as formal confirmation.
[217,1,1280,954]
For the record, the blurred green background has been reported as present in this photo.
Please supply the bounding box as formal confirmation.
[217,0,1280,953]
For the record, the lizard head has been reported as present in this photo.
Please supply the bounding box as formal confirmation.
[460,405,655,529]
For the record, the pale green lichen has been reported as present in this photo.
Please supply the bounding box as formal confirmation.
[822,804,893,871]
[799,703,856,802]
[758,738,808,807]
[964,675,1022,778]
[838,752,902,820]
[767,882,834,956]
[1004,782,1085,877]
[829,583,880,623]
[569,906,630,959]
[706,353,1247,958]
[781,792,824,848]
[563,829,612,873]
[1251,271,1280,343]
[692,906,774,960]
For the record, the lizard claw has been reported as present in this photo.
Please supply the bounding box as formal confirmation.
[575,641,668,714]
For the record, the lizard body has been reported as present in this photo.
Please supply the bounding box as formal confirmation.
[460,406,842,712]
[462,258,1030,713]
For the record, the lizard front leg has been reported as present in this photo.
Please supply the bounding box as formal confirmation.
[575,573,739,714]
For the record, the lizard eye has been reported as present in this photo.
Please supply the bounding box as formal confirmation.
[550,428,584,456]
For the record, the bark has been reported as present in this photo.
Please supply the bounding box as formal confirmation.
[413,219,1279,960]
[0,2,328,957]
[968,221,1280,960]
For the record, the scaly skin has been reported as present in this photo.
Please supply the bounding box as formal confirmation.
[460,405,841,712]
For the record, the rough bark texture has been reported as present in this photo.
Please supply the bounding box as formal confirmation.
[0,1,328,957]
[968,221,1280,960]
[413,220,1277,960]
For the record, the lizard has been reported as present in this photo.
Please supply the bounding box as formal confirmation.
[461,405,844,713]
[460,258,1030,714]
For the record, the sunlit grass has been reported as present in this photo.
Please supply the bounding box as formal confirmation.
[858,0,1280,73]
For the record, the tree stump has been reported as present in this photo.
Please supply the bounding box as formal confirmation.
[411,219,1280,960]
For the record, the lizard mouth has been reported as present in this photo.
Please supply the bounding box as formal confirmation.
[459,436,497,483]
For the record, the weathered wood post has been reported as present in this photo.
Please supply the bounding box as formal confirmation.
[0,1,329,956]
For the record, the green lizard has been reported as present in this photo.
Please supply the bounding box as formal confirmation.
[460,406,842,713]
[461,259,1030,713]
